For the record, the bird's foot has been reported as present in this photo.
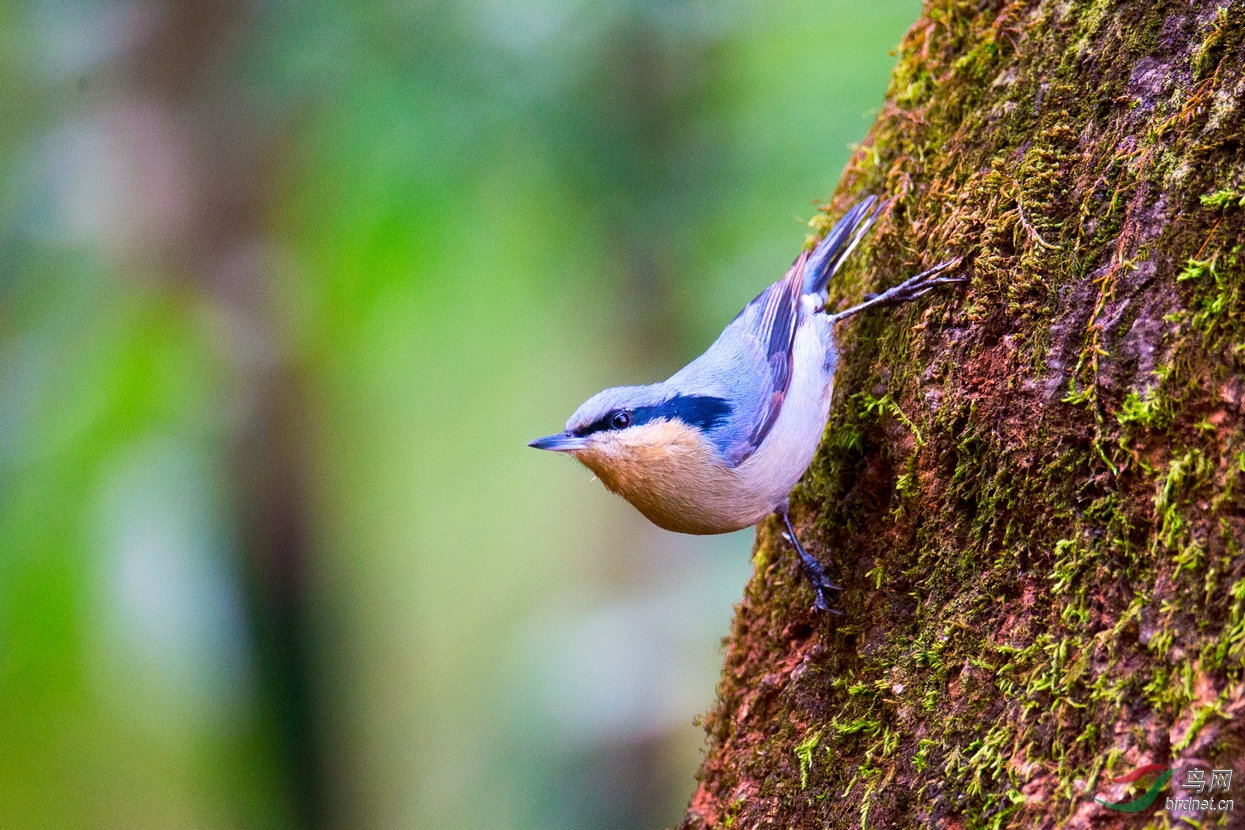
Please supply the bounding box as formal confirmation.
[827,258,965,321]
[779,511,842,615]
[873,258,965,305]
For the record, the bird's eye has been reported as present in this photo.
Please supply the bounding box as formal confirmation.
[609,410,632,430]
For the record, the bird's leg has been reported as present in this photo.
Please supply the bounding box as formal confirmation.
[825,258,964,323]
[777,508,842,615]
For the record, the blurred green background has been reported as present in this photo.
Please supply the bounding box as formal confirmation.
[0,1,917,827]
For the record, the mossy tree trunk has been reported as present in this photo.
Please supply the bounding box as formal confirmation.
[680,1,1245,827]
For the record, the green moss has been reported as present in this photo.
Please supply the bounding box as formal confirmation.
[795,731,821,789]
[1200,187,1245,210]
[1117,386,1171,430]
[1195,7,1233,78]
[1173,694,1230,751]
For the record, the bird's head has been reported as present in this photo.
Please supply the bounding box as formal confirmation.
[529,385,732,484]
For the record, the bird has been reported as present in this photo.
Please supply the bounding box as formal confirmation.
[529,196,962,612]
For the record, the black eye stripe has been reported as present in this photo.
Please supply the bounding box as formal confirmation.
[575,394,732,437]
[577,409,630,436]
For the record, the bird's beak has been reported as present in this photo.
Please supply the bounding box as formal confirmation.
[528,431,587,452]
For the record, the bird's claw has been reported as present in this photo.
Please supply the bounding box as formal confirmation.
[808,571,844,615]
[778,511,843,616]
[807,568,843,612]
[827,258,966,323]
[886,260,965,300]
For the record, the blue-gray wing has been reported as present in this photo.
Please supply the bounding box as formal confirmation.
[738,255,807,461]
[664,198,881,465]
[667,252,810,466]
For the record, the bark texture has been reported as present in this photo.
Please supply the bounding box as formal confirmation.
[681,1,1245,827]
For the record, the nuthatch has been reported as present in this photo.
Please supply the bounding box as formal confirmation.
[530,196,962,612]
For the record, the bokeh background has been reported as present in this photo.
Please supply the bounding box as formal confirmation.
[1,1,918,827]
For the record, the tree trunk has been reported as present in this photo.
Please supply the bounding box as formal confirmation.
[680,1,1245,827]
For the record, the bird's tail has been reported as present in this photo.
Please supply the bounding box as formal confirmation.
[800,195,889,296]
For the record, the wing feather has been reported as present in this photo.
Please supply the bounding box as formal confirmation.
[735,252,808,462]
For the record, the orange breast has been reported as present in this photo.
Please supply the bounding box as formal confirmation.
[571,419,762,534]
